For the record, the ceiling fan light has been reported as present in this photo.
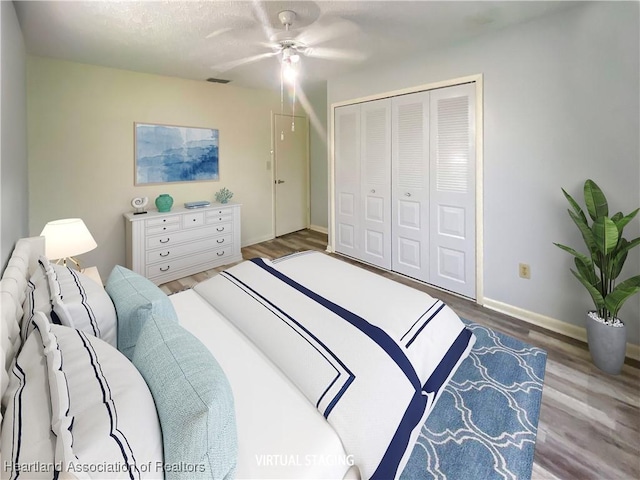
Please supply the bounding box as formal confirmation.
[282,62,298,84]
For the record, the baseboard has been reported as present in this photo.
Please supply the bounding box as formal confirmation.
[241,234,274,248]
[483,298,640,362]
[308,224,328,234]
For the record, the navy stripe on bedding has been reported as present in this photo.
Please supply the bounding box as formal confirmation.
[221,271,355,418]
[249,258,422,390]
[76,330,140,480]
[248,257,475,479]
[10,363,26,480]
[55,268,101,337]
[399,300,440,342]
[405,303,446,348]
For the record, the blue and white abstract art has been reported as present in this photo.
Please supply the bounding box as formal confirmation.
[135,123,219,185]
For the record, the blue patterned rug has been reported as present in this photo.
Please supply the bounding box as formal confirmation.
[401,322,547,480]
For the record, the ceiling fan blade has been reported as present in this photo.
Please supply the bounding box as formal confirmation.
[296,17,360,47]
[304,47,367,62]
[211,51,277,73]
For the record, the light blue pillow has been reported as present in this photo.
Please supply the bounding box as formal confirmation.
[105,265,178,359]
[132,315,238,480]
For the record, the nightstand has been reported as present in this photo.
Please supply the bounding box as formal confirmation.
[81,266,103,288]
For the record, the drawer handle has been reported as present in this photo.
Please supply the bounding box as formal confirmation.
[162,219,166,223]
[163,227,166,230]
[160,266,170,272]
[159,238,170,244]
[160,251,170,257]
[216,239,224,244]
[218,210,223,214]
[217,251,225,256]
[405,192,412,197]
[216,227,224,232]
[192,218,197,222]
[219,217,223,221]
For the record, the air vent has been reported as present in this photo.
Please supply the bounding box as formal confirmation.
[206,77,230,84]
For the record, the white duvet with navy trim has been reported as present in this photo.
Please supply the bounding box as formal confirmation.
[194,252,475,480]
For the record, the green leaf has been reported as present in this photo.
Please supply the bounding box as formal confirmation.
[609,236,640,279]
[554,243,598,283]
[571,269,605,311]
[562,188,588,224]
[611,212,623,223]
[584,179,609,221]
[613,208,639,233]
[604,275,640,318]
[592,217,619,255]
[568,209,597,253]
[574,257,597,285]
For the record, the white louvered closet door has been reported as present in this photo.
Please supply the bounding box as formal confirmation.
[334,104,361,259]
[429,83,476,298]
[391,91,430,282]
[360,99,392,269]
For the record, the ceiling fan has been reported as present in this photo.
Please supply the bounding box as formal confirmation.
[210,9,365,76]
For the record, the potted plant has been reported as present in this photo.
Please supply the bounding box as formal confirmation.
[555,179,640,374]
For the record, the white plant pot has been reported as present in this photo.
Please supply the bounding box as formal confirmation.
[585,311,627,375]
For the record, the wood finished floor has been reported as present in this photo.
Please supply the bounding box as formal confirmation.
[160,229,640,480]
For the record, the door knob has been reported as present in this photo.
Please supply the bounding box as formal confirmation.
[370,189,376,194]
[405,192,412,197]
[276,179,285,184]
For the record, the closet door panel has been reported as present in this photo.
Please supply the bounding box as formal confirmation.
[429,83,476,298]
[334,105,362,258]
[360,99,392,269]
[391,91,430,281]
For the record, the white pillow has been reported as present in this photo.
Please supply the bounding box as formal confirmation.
[48,264,118,347]
[20,256,54,344]
[1,312,163,479]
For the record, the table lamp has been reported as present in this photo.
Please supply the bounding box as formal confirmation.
[40,218,97,270]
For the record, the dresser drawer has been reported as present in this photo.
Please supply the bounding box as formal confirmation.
[183,212,205,228]
[146,224,225,249]
[205,211,234,225]
[146,222,180,235]
[146,216,180,228]
[146,234,232,264]
[146,245,233,279]
[209,222,232,235]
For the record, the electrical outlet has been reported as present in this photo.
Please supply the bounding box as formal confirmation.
[519,263,531,279]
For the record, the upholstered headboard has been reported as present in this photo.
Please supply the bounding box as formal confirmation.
[0,236,45,406]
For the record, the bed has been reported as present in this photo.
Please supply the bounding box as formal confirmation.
[0,237,475,480]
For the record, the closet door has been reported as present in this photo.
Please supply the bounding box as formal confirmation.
[334,104,361,259]
[429,83,476,298]
[360,99,392,269]
[391,91,430,282]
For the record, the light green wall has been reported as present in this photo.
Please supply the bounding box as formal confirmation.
[306,82,328,230]
[1,1,29,268]
[27,57,281,278]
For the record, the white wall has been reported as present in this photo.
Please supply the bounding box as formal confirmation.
[27,57,282,278]
[0,1,29,268]
[327,2,640,345]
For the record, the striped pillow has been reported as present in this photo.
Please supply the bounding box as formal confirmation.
[48,264,117,347]
[1,312,163,479]
[20,256,55,344]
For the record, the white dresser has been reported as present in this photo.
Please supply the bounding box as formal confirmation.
[124,203,242,285]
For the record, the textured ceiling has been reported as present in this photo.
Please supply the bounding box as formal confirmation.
[15,1,580,91]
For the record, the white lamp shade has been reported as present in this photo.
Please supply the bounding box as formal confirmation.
[40,218,97,260]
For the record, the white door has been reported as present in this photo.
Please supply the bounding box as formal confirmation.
[429,83,476,298]
[334,105,361,258]
[360,99,392,269]
[391,91,430,282]
[274,114,309,237]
